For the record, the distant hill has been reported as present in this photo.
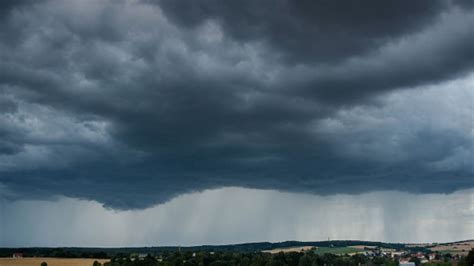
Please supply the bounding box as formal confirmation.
[1,239,472,258]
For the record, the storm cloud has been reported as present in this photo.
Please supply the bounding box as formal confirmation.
[0,0,473,209]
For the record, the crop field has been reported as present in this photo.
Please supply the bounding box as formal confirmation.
[311,246,361,255]
[0,258,109,266]
[262,246,315,253]
[429,240,474,255]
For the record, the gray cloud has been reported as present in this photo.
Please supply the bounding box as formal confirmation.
[155,0,464,64]
[0,0,473,209]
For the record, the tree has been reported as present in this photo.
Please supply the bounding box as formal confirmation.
[464,249,474,266]
[409,257,421,266]
[298,254,313,266]
[93,261,102,266]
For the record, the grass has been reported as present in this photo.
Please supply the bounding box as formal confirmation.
[0,257,109,266]
[311,247,361,255]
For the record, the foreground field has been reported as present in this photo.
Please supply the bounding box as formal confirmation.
[0,258,109,266]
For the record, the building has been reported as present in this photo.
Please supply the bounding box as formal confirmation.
[428,253,436,261]
[137,253,148,260]
[390,251,405,258]
[12,253,23,258]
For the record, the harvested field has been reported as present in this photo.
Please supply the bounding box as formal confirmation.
[429,240,474,255]
[0,257,109,266]
[262,246,315,254]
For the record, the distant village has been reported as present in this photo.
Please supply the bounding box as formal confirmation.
[261,240,474,266]
[2,240,473,266]
[346,245,471,266]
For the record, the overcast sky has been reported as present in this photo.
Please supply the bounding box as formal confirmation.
[0,0,473,246]
[2,188,473,247]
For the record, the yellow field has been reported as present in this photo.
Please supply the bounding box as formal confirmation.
[429,240,474,255]
[0,258,109,266]
[262,246,315,253]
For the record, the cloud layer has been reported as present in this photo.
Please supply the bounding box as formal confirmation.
[0,0,473,209]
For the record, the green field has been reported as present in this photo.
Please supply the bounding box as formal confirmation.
[311,247,361,255]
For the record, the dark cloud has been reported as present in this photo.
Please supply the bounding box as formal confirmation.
[156,0,448,63]
[0,0,473,209]
[0,0,34,13]
[156,0,474,64]
[0,97,17,113]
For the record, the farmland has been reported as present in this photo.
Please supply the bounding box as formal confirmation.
[428,240,474,256]
[311,246,361,255]
[263,246,362,255]
[262,246,315,253]
[0,257,108,266]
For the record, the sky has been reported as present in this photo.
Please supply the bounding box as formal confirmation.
[0,0,473,246]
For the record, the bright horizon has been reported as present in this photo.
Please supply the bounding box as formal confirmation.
[2,187,473,247]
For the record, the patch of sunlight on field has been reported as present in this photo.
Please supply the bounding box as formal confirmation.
[0,258,109,266]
